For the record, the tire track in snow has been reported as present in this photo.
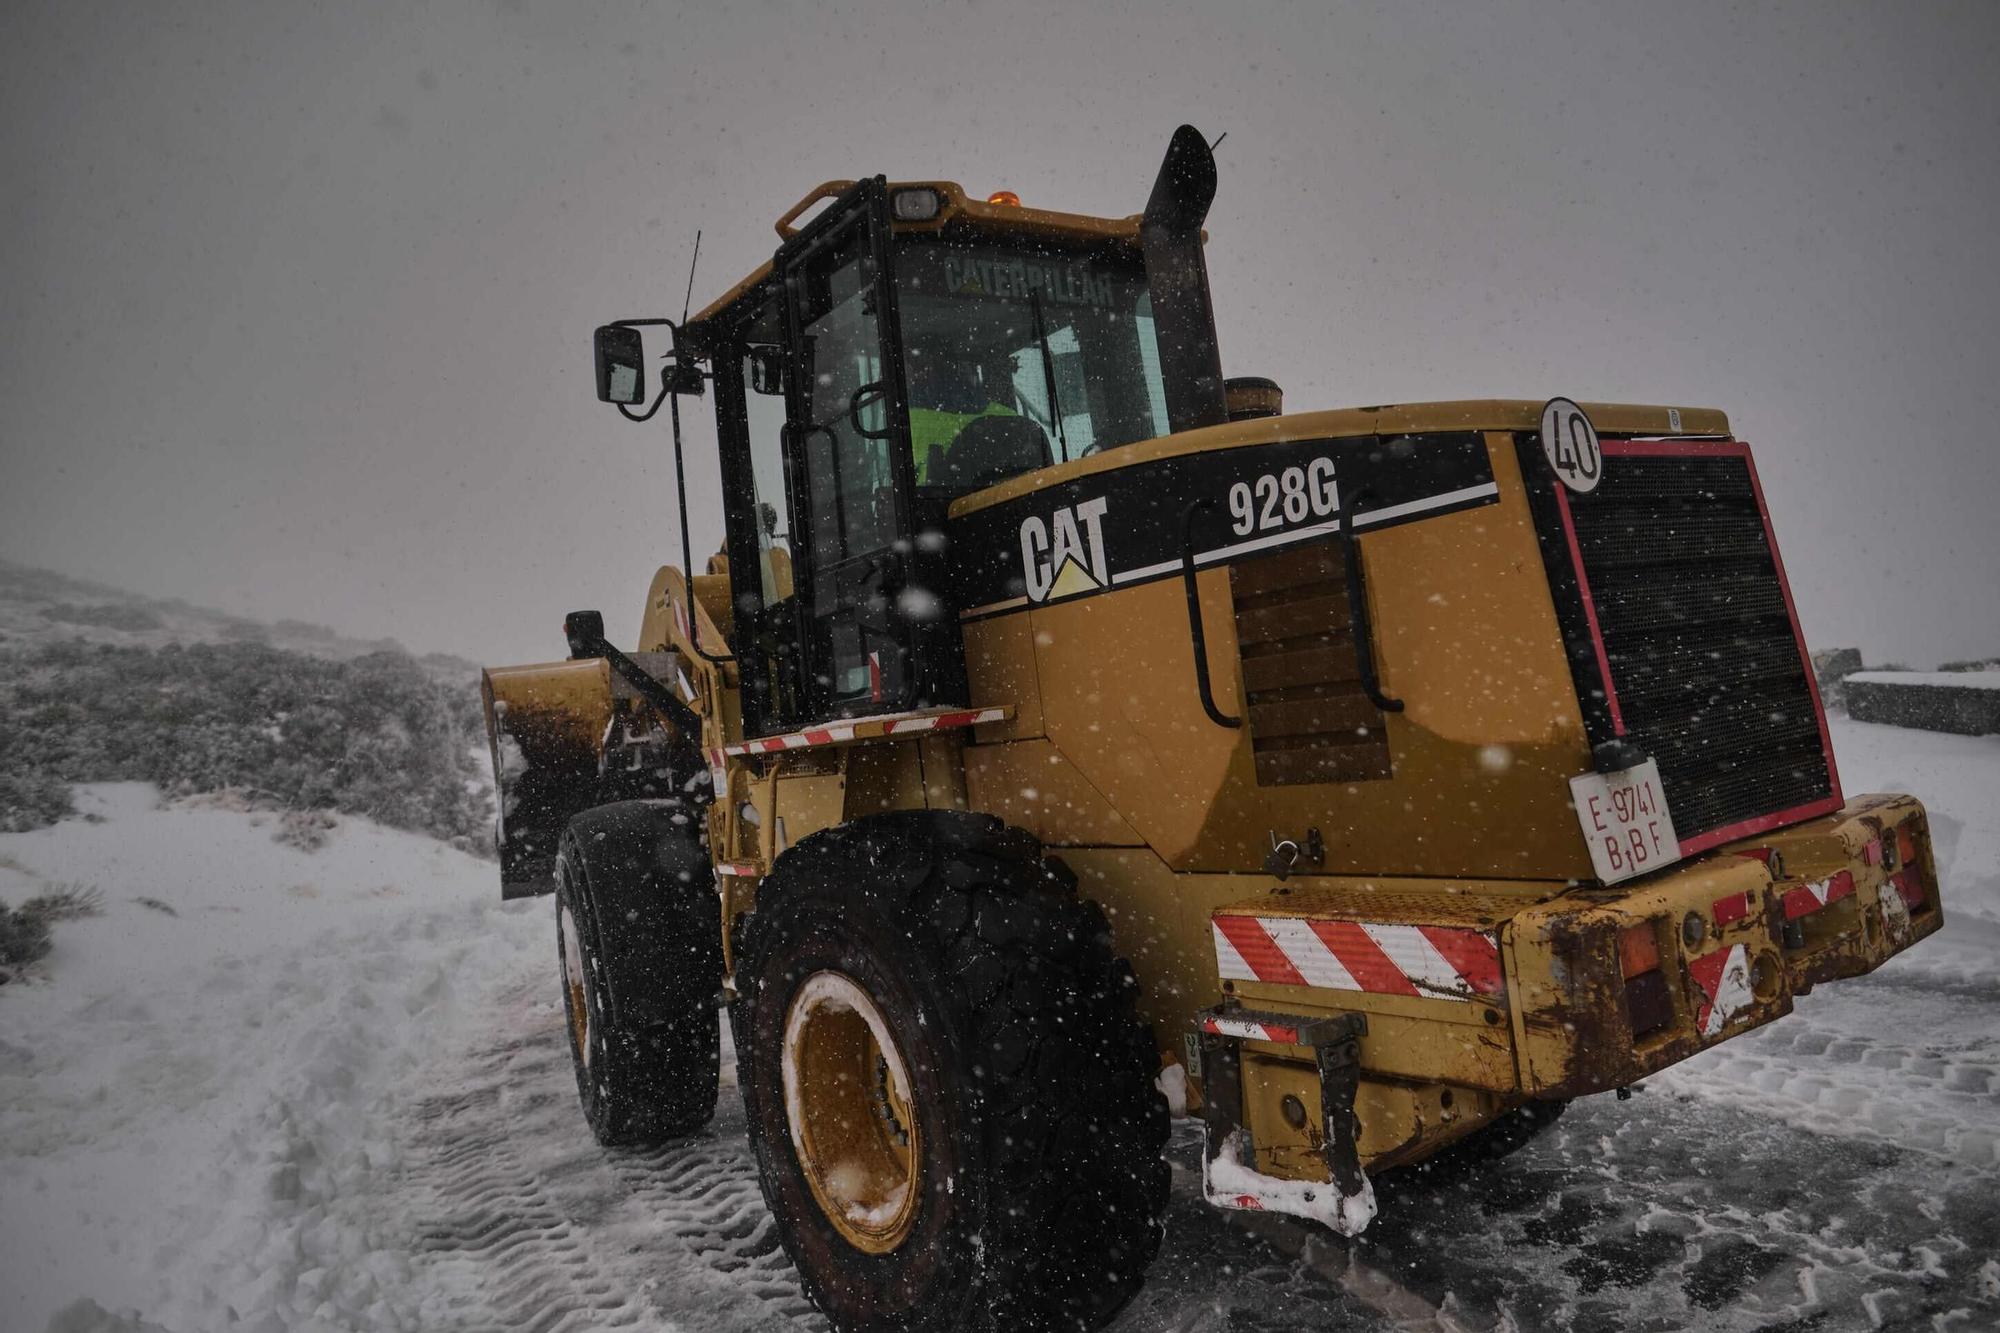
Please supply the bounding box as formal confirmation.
[405,1073,651,1330]
[599,1132,823,1323]
[400,989,817,1332]
[1651,918,2000,1174]
[396,981,1399,1333]
[401,967,2000,1333]
[1380,1088,2000,1332]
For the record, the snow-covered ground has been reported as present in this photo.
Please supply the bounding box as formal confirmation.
[2,719,1997,1332]
[0,786,547,1331]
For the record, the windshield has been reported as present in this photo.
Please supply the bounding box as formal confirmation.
[894,236,1170,494]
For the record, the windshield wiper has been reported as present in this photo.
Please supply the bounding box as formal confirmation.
[1028,290,1071,461]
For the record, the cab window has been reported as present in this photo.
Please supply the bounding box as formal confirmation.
[894,237,1169,495]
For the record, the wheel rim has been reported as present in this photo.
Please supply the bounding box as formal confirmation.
[781,970,922,1254]
[558,903,591,1069]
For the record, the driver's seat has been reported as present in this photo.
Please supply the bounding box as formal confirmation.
[932,415,1053,492]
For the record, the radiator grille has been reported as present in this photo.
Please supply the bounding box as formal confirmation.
[1564,452,1832,841]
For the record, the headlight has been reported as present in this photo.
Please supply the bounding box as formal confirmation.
[891,188,942,221]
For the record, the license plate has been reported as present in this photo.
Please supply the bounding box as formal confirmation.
[1570,758,1682,884]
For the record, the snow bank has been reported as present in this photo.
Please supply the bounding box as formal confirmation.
[0,784,546,1331]
[1828,717,2000,926]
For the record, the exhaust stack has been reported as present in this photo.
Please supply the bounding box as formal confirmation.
[1142,125,1229,434]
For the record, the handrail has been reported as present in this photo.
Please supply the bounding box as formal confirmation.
[1181,499,1243,729]
[774,180,858,239]
[669,386,734,664]
[1337,491,1405,714]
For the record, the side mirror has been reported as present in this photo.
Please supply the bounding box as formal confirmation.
[594,326,645,404]
[749,345,785,396]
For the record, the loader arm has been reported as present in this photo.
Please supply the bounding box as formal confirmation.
[561,610,701,742]
[482,565,722,898]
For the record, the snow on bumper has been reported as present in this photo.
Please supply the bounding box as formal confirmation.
[1202,1130,1377,1237]
[1193,1007,1377,1235]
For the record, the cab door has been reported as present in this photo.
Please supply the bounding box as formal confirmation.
[778,179,934,718]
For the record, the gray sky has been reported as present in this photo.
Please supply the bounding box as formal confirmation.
[4,0,1998,668]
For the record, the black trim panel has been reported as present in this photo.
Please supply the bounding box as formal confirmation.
[1513,430,1621,748]
[949,432,1499,619]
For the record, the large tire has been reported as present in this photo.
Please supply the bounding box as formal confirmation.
[555,800,722,1145]
[733,812,1170,1333]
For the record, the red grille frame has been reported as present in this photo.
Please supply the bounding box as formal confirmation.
[1553,438,1842,856]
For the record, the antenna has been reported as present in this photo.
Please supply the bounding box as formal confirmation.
[666,226,732,667]
[1208,131,1228,153]
[680,229,703,326]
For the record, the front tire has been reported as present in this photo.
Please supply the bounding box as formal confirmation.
[555,800,721,1146]
[734,812,1170,1333]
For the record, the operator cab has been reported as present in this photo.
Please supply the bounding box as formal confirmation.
[599,130,1225,738]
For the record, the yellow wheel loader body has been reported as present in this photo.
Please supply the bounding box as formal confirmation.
[486,132,1942,1280]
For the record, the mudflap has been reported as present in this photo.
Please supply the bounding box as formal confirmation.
[1197,1006,1376,1236]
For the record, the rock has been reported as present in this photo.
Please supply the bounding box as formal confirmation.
[1811,647,1863,709]
[1846,671,2000,736]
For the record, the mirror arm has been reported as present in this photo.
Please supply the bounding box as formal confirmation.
[612,317,698,422]
[603,316,732,664]
[618,378,673,424]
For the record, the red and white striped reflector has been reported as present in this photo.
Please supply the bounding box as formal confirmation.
[722,706,1008,757]
[1199,1013,1301,1045]
[1780,870,1855,921]
[735,728,848,755]
[1211,914,1503,1002]
[1688,942,1755,1037]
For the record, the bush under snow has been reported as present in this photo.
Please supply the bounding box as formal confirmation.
[0,639,488,848]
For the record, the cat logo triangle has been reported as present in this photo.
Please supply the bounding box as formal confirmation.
[1047,555,1101,600]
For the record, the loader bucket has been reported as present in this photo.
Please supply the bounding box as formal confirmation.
[481,659,616,898]
[481,659,616,772]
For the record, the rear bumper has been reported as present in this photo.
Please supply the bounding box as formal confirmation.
[1742,793,1944,991]
[1509,793,1942,1100]
[1189,793,1942,1213]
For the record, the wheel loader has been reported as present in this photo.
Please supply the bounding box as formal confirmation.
[481,125,1944,1331]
